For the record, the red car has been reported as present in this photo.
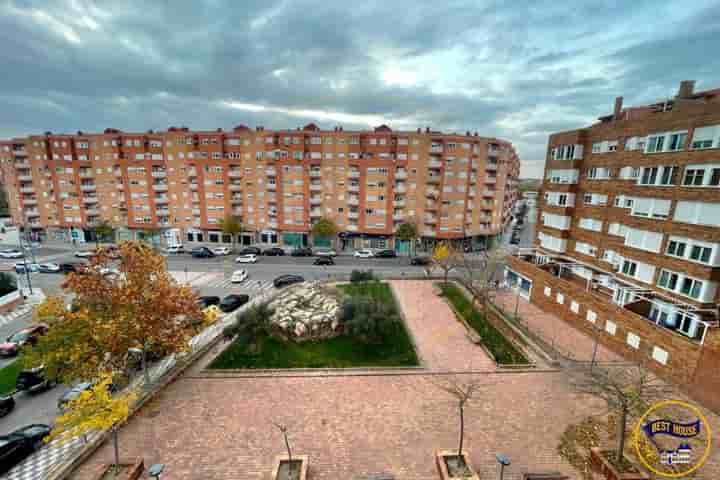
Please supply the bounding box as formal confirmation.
[0,324,48,357]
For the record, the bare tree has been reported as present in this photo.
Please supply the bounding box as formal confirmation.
[273,422,294,480]
[432,242,460,285]
[571,364,665,464]
[434,375,483,458]
[458,246,507,320]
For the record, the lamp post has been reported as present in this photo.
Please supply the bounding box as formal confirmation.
[495,453,510,480]
[148,463,165,479]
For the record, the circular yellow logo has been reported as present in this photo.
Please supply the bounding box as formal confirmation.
[633,400,712,478]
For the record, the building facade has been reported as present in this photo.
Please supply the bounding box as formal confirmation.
[0,124,519,251]
[505,81,720,406]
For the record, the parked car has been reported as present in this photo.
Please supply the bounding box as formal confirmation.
[290,247,313,257]
[38,263,60,273]
[16,366,54,393]
[0,395,14,418]
[74,250,95,258]
[165,245,184,254]
[191,247,215,258]
[102,245,121,259]
[219,294,250,313]
[14,262,40,274]
[235,254,258,264]
[0,424,52,474]
[98,267,120,277]
[0,324,48,357]
[59,262,86,274]
[57,382,93,411]
[212,246,232,256]
[314,256,334,266]
[0,249,23,259]
[196,296,220,309]
[273,274,305,288]
[314,248,337,257]
[263,247,285,256]
[231,269,249,283]
[410,256,431,266]
[374,249,397,258]
[510,236,520,245]
[239,246,262,255]
[354,249,374,259]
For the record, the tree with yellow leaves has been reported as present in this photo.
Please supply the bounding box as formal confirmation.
[432,242,459,285]
[46,374,136,473]
[25,241,203,385]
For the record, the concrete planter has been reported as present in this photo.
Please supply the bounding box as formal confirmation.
[89,458,144,480]
[271,454,308,480]
[435,450,480,480]
[590,448,649,480]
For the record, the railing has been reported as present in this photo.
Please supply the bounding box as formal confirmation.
[310,183,322,191]
[22,198,37,205]
[228,170,242,178]
[229,184,242,191]
[151,171,167,178]
[349,171,360,178]
[152,184,168,192]
[348,197,359,205]
[393,200,405,207]
[428,159,442,168]
[20,187,35,193]
[310,197,322,204]
[18,175,33,181]
[80,184,96,191]
[395,171,407,179]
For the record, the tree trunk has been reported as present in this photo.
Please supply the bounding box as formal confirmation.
[113,429,120,472]
[458,404,464,457]
[615,405,627,463]
[284,430,292,464]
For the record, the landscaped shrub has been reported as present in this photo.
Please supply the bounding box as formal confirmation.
[340,294,400,344]
[0,273,17,297]
[350,269,375,283]
[223,303,274,355]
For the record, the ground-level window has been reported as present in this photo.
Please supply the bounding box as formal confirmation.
[209,233,219,243]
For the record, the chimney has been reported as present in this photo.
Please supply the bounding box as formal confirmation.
[417,128,421,133]
[425,127,430,133]
[466,131,470,136]
[613,96,624,120]
[677,80,695,99]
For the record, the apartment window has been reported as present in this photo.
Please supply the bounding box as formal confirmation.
[638,166,677,186]
[691,124,720,149]
[583,193,607,206]
[690,245,712,263]
[578,218,603,232]
[574,241,597,257]
[624,227,663,253]
[673,201,720,227]
[645,131,687,153]
[682,164,720,187]
[621,260,637,277]
[630,197,671,219]
[666,239,687,258]
[619,166,641,179]
[587,167,611,179]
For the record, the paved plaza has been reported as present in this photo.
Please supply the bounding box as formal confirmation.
[70,281,720,480]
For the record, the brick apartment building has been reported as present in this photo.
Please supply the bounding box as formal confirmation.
[0,124,519,252]
[505,80,720,409]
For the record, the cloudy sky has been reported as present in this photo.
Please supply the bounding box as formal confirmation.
[1,0,719,178]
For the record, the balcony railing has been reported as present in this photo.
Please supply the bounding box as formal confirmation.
[426,176,441,184]
[310,197,322,205]
[468,189,476,197]
[423,228,435,235]
[152,184,168,192]
[18,174,33,181]
[310,170,321,177]
[25,208,40,216]
[486,163,498,171]
[348,197,359,206]
[14,161,30,169]
[485,176,496,184]
[188,169,198,176]
[348,212,359,219]
[347,225,358,231]
[228,170,242,178]
[395,171,407,179]
[349,171,360,178]
[393,213,404,221]
[156,208,170,216]
[310,209,322,217]
[80,184,96,191]
[20,187,35,193]
[79,171,93,178]
[426,188,439,197]
[230,184,242,191]
[347,184,359,192]
[483,189,495,197]
[155,196,169,204]
[151,171,167,178]
[393,199,405,207]
[310,183,322,191]
[189,183,199,190]
[85,208,100,215]
[430,146,443,154]
[265,168,277,176]
[395,184,406,193]
[428,159,442,168]
[22,198,37,205]
[82,196,98,204]
[232,208,243,215]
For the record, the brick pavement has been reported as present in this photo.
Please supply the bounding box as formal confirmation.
[70,281,720,480]
[390,281,497,371]
[494,291,622,363]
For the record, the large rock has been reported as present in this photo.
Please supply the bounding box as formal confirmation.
[267,282,343,342]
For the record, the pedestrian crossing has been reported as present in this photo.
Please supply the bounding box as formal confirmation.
[0,306,33,329]
[204,277,275,291]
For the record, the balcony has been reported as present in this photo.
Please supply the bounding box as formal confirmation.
[229,184,243,191]
[349,171,360,178]
[348,196,359,206]
[424,215,438,224]
[18,174,33,182]
[80,184,96,191]
[393,199,405,207]
[468,189,476,197]
[347,225,359,231]
[232,208,243,215]
[310,170,321,177]
[423,228,435,236]
[158,220,171,227]
[395,184,406,193]
[228,170,242,178]
[426,175,441,184]
[265,168,277,176]
[156,208,170,216]
[395,170,407,179]
[25,208,40,217]
[310,196,322,205]
[155,195,169,204]
[22,198,37,206]
[20,186,35,193]
[310,209,323,217]
[348,212,359,219]
[483,189,495,197]
[79,171,93,178]
[428,159,442,168]
[192,209,201,215]
[14,161,30,169]
[426,188,439,197]
[310,183,322,191]
[152,184,168,192]
[85,208,100,216]
[268,221,278,229]
[266,183,276,190]
[393,213,404,221]
[189,183,199,190]
[430,146,443,154]
[151,171,167,178]
[425,202,438,210]
[485,176,497,184]
[82,196,98,204]
[231,195,243,203]
[188,169,198,177]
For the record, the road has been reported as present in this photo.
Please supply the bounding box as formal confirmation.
[0,243,429,435]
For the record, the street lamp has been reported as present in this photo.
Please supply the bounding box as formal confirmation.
[495,453,510,480]
[148,463,165,479]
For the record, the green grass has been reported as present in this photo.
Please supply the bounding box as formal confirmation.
[210,282,418,369]
[0,359,22,395]
[439,282,529,365]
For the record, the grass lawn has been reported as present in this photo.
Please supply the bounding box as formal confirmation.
[210,282,418,369]
[0,360,22,395]
[439,282,529,365]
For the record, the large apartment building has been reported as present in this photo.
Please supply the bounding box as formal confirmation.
[0,124,519,251]
[505,81,720,407]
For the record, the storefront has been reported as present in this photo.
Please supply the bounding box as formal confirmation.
[503,267,532,299]
[259,230,278,245]
[186,228,204,243]
[282,232,308,248]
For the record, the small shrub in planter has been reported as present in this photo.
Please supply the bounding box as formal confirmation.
[350,269,375,283]
[341,296,400,344]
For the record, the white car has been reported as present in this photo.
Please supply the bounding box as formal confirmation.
[231,269,249,283]
[0,249,24,259]
[14,262,40,273]
[165,245,184,254]
[235,254,258,264]
[75,250,95,258]
[39,263,61,273]
[314,248,337,257]
[212,246,232,256]
[354,249,374,258]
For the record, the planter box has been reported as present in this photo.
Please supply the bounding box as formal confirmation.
[90,459,144,480]
[590,448,649,480]
[435,450,480,480]
[271,454,308,480]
